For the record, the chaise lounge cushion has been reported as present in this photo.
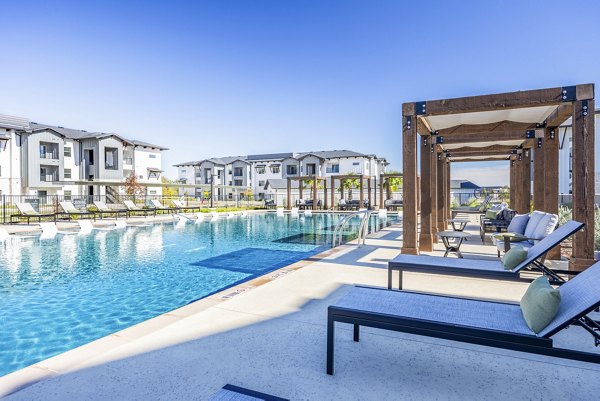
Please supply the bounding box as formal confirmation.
[520,276,561,334]
[502,247,528,270]
[524,211,546,239]
[507,213,530,235]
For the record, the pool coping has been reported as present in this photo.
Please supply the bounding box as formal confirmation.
[0,224,365,398]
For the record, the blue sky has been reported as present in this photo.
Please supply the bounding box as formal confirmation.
[1,0,599,183]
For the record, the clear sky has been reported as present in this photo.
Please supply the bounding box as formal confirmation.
[1,0,599,183]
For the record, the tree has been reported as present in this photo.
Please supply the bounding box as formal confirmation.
[303,179,324,199]
[338,173,359,199]
[124,172,144,196]
[161,177,179,197]
[386,170,403,192]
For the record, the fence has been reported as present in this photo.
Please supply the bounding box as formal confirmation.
[0,194,266,224]
[264,189,403,209]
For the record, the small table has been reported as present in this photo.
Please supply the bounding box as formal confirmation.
[448,218,469,232]
[437,230,471,258]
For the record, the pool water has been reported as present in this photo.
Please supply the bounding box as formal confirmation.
[0,212,397,376]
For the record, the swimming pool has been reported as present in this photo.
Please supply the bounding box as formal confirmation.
[0,212,398,376]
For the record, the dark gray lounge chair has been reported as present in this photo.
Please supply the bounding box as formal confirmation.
[451,195,493,218]
[327,261,600,375]
[388,220,584,289]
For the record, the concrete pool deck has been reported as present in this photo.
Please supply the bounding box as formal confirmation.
[1,220,600,400]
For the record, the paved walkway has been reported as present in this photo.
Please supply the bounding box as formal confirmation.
[2,221,599,400]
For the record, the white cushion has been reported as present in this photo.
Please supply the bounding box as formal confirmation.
[507,214,530,235]
[524,211,546,238]
[530,213,558,243]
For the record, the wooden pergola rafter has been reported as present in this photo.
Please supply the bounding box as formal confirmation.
[378,173,403,209]
[402,84,595,270]
[329,174,372,210]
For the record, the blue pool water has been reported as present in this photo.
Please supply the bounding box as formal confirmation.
[0,212,397,376]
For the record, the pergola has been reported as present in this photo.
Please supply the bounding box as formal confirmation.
[286,176,328,210]
[402,84,595,270]
[330,174,372,210]
[379,173,403,208]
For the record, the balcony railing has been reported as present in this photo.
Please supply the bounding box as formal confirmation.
[123,157,133,166]
[40,174,58,182]
[40,152,59,159]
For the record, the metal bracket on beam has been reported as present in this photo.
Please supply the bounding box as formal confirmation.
[582,100,589,116]
[535,122,546,129]
[537,138,543,148]
[406,116,411,130]
[415,101,426,115]
[525,130,536,139]
[435,136,444,144]
[430,143,435,153]
[561,86,576,102]
[423,136,428,146]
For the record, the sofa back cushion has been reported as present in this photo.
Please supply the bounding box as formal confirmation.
[530,213,559,243]
[524,211,546,238]
[507,213,530,235]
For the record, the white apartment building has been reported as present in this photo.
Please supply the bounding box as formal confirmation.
[175,150,388,199]
[558,109,600,195]
[0,113,167,198]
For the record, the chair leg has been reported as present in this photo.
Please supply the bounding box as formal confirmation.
[353,324,360,342]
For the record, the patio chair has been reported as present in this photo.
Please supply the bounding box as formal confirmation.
[264,199,276,209]
[451,195,493,218]
[58,201,96,221]
[387,220,584,290]
[327,261,600,375]
[480,207,517,242]
[149,199,179,214]
[92,201,129,219]
[338,199,348,210]
[123,200,156,217]
[11,202,57,224]
[172,199,201,213]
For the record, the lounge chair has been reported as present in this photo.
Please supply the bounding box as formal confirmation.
[338,199,348,210]
[11,202,57,224]
[451,195,493,218]
[210,211,219,220]
[149,199,179,214]
[58,201,96,221]
[326,261,600,375]
[92,201,129,219]
[123,200,156,217]
[172,199,201,213]
[387,220,584,290]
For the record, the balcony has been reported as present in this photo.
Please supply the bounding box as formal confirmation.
[39,173,58,182]
[123,157,134,169]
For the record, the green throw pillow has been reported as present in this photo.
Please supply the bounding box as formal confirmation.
[501,247,528,270]
[485,210,499,219]
[520,276,561,334]
[493,233,529,242]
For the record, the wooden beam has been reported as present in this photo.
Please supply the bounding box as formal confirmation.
[443,144,521,154]
[402,113,419,254]
[522,150,531,214]
[544,104,573,127]
[436,153,446,232]
[419,136,433,251]
[543,127,560,259]
[570,98,596,270]
[437,120,535,136]
[359,177,364,208]
[533,136,545,211]
[449,157,511,163]
[430,148,438,240]
[421,86,570,116]
[438,131,530,145]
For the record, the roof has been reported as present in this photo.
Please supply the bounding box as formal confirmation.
[450,179,481,189]
[174,161,201,167]
[132,140,169,151]
[295,150,369,160]
[0,114,29,130]
[246,152,293,161]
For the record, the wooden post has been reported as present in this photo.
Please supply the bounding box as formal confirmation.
[324,179,328,210]
[445,161,451,223]
[533,139,545,211]
[430,148,438,240]
[509,158,516,209]
[299,180,303,200]
[522,149,531,213]
[367,178,372,209]
[379,175,384,209]
[286,178,291,210]
[544,127,560,259]
[437,152,446,232]
[401,107,418,254]
[570,98,595,270]
[312,178,317,211]
[359,177,364,208]
[419,135,433,251]
[330,177,335,210]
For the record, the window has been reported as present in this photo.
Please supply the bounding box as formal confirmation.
[149,154,157,159]
[63,190,72,200]
[149,171,160,179]
[64,168,72,179]
[234,180,243,186]
[352,162,360,166]
[270,165,280,174]
[64,147,71,157]
[258,180,265,187]
[181,169,186,174]
[326,164,339,174]
[149,190,157,195]
[306,163,317,175]
[234,167,244,176]
[104,147,118,170]
[286,165,297,175]
[255,166,266,174]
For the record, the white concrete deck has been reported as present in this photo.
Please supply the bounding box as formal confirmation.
[1,219,599,400]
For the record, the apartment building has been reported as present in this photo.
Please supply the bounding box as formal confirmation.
[175,150,388,199]
[0,113,167,198]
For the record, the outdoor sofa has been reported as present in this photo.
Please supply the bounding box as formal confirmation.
[493,210,559,256]
[387,220,584,290]
[327,261,600,375]
[384,199,403,211]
